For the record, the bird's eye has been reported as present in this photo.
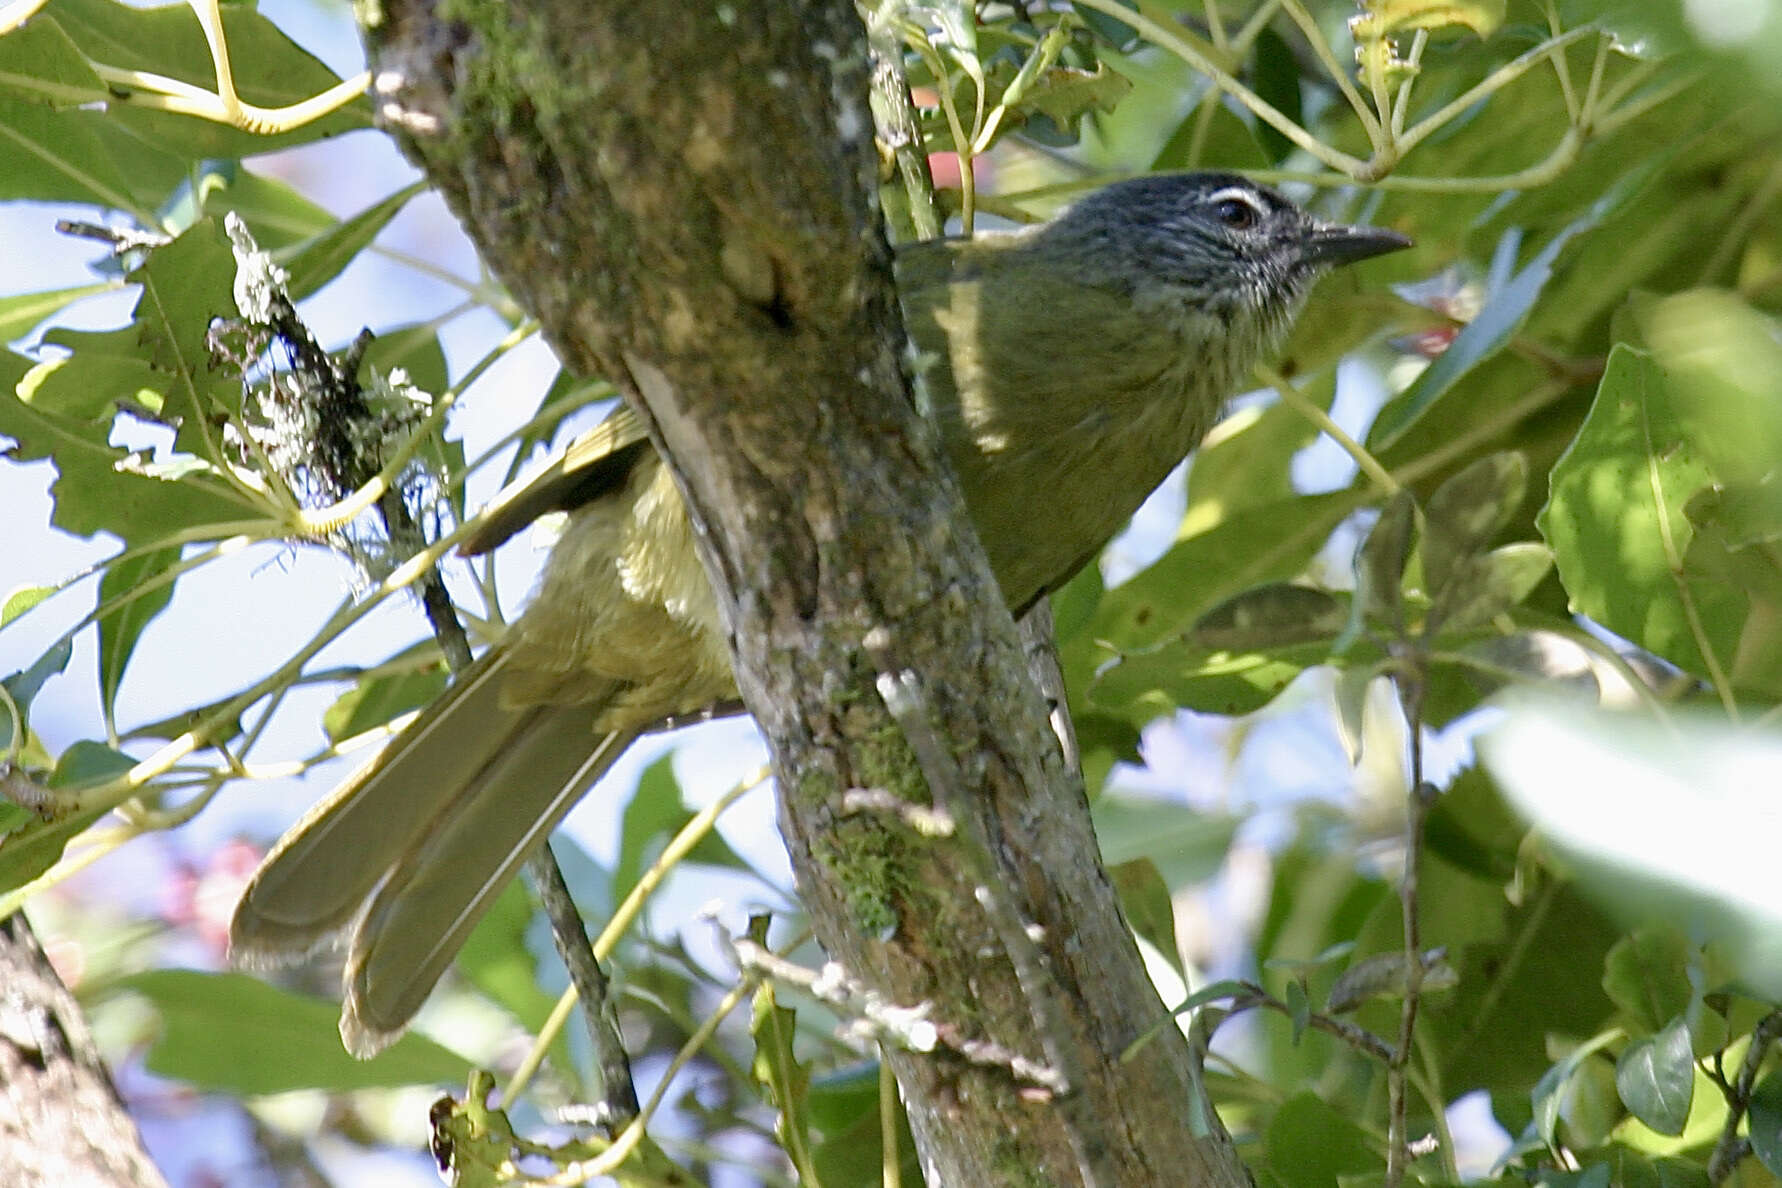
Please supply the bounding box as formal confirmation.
[1213,197,1259,230]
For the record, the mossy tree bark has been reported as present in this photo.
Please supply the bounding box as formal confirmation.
[364,2,1251,1183]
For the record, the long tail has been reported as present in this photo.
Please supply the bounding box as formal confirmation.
[229,647,637,1056]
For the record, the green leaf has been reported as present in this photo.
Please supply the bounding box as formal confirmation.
[613,755,748,899]
[283,181,428,301]
[96,546,181,723]
[47,0,371,159]
[1370,197,1611,453]
[1263,1091,1381,1188]
[751,980,817,1183]
[1356,490,1415,631]
[1751,1072,1782,1175]
[129,218,244,463]
[0,283,114,343]
[1325,948,1456,1014]
[1615,1017,1693,1136]
[1091,490,1358,651]
[1430,542,1553,634]
[200,166,338,251]
[321,646,448,743]
[0,15,108,107]
[0,96,178,215]
[47,739,135,789]
[1531,1030,1621,1145]
[1539,346,1738,689]
[1422,451,1527,588]
[1601,927,1692,1036]
[0,802,107,893]
[1089,584,1353,720]
[1110,858,1182,977]
[1360,0,1506,37]
[116,970,466,1092]
[1091,794,1237,890]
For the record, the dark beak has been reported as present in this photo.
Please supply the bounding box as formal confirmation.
[1303,222,1414,267]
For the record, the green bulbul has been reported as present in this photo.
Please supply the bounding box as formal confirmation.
[231,172,1411,1055]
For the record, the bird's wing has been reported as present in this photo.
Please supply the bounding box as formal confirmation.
[457,402,654,556]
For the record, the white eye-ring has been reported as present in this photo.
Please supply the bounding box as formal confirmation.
[1208,188,1264,231]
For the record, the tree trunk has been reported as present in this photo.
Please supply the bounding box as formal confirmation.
[0,912,170,1188]
[363,2,1251,1183]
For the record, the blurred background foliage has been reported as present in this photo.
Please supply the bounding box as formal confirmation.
[3,0,1782,1184]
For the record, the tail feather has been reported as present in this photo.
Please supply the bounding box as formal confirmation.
[231,650,524,962]
[339,724,635,1056]
[230,646,637,1056]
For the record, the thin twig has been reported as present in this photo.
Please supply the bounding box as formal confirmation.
[1707,1010,1782,1182]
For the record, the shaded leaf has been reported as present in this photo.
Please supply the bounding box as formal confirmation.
[117,970,465,1092]
[1602,927,1691,1036]
[96,546,181,723]
[1356,490,1415,630]
[1614,1017,1692,1136]
[1423,451,1527,589]
[1091,795,1237,891]
[1752,1072,1782,1175]
[321,646,448,743]
[1263,1091,1381,1187]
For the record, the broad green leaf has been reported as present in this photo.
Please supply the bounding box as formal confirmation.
[1263,1091,1381,1187]
[808,1063,920,1185]
[1092,584,1350,721]
[96,546,181,723]
[1092,490,1358,651]
[321,645,448,743]
[1091,794,1237,890]
[0,96,178,216]
[1539,347,1738,689]
[47,0,371,159]
[0,15,108,107]
[1430,542,1553,634]
[1,587,55,627]
[0,801,107,892]
[1356,490,1415,630]
[46,738,135,788]
[200,166,338,251]
[1423,452,1527,588]
[1615,1017,1693,1136]
[116,970,466,1092]
[128,218,244,463]
[1602,928,1692,1036]
[1110,857,1182,977]
[1641,289,1782,485]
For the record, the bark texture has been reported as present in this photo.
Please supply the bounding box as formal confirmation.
[364,1,1251,1183]
[0,912,169,1188]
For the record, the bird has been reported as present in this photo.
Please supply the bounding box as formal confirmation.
[230,172,1411,1056]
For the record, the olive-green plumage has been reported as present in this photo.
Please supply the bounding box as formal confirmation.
[230,173,1409,1055]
